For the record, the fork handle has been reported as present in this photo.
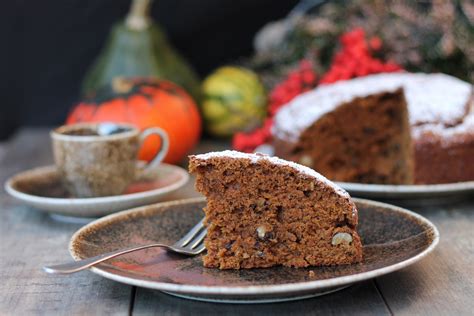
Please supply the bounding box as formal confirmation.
[43,243,167,274]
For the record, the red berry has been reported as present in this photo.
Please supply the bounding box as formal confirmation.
[369,37,382,51]
[302,71,317,84]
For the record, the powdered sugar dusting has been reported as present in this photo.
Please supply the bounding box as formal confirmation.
[412,109,474,143]
[273,73,473,142]
[193,150,350,198]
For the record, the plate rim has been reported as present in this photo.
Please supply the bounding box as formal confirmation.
[161,285,352,304]
[4,163,189,206]
[337,181,474,195]
[335,181,474,193]
[68,197,440,296]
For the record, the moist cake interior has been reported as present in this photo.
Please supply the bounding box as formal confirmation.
[189,152,363,270]
[284,89,413,184]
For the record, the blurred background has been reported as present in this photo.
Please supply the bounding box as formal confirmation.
[0,0,297,139]
[1,0,472,164]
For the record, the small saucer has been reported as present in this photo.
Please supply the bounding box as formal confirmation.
[5,163,189,217]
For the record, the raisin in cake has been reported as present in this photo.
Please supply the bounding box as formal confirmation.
[189,150,363,270]
[273,72,474,184]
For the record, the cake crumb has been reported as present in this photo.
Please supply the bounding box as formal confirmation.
[308,270,316,278]
[189,151,363,269]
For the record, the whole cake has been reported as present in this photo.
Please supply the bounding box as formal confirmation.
[189,150,363,270]
[272,73,474,184]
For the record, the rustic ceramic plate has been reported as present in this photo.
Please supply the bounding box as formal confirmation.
[4,163,189,218]
[69,197,439,304]
[254,144,474,205]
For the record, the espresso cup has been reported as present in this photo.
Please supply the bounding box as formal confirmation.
[51,122,169,198]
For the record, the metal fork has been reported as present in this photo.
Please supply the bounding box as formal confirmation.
[43,219,207,274]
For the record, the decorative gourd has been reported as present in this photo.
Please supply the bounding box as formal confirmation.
[202,66,267,137]
[67,77,201,164]
[82,0,201,102]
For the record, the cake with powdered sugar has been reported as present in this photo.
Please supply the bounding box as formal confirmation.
[189,150,363,269]
[272,72,474,184]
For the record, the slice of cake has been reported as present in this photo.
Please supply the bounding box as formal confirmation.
[189,151,363,270]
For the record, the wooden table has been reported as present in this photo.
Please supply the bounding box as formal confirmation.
[1,128,473,315]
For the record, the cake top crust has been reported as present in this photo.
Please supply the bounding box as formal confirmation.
[191,150,350,198]
[412,111,474,143]
[273,72,473,142]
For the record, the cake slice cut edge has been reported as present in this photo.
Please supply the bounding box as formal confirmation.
[274,88,414,184]
[189,150,363,270]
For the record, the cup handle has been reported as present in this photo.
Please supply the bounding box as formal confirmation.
[138,127,169,172]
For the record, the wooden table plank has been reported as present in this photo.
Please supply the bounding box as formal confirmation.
[2,128,474,315]
[375,201,474,316]
[132,281,391,315]
[0,128,132,315]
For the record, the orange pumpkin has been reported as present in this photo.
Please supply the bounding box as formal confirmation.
[67,77,202,164]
